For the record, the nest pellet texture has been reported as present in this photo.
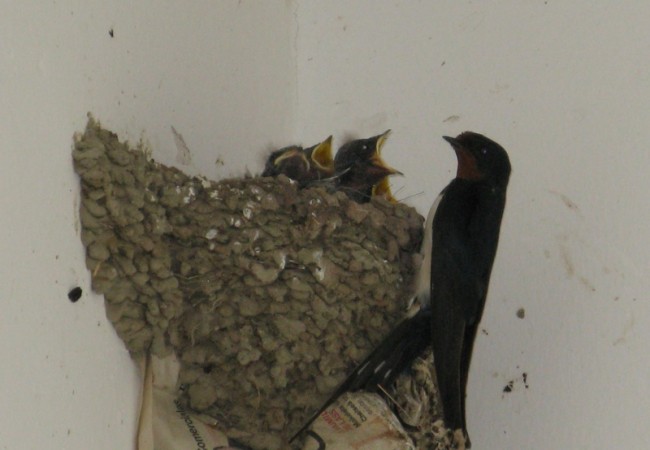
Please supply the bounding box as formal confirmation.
[72,118,425,449]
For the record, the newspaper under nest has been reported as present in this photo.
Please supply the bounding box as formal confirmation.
[72,117,455,449]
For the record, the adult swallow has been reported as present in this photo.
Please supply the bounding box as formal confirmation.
[333,130,402,202]
[290,132,511,448]
[427,132,511,447]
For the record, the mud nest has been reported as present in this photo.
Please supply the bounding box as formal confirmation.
[72,118,455,449]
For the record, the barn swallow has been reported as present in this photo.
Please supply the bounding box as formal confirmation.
[261,145,309,180]
[333,130,402,202]
[290,132,511,448]
[262,137,334,186]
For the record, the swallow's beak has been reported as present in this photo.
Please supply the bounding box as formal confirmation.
[376,129,392,152]
[310,136,334,171]
[443,135,461,149]
[372,177,398,203]
[371,129,402,176]
[367,162,403,179]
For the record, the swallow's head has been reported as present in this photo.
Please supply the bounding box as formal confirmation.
[335,130,388,169]
[262,145,309,178]
[443,132,511,186]
[273,146,306,166]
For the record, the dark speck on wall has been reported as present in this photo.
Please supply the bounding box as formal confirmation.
[516,307,525,319]
[503,372,529,394]
[68,286,82,302]
[109,28,114,38]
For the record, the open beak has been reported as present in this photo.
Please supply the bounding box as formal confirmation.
[310,136,334,171]
[372,177,398,203]
[371,129,402,176]
[376,129,392,152]
[367,161,403,178]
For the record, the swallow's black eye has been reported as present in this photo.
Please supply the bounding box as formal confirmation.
[481,148,488,155]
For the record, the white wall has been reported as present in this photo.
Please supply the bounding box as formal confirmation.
[0,2,295,449]
[3,2,650,449]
